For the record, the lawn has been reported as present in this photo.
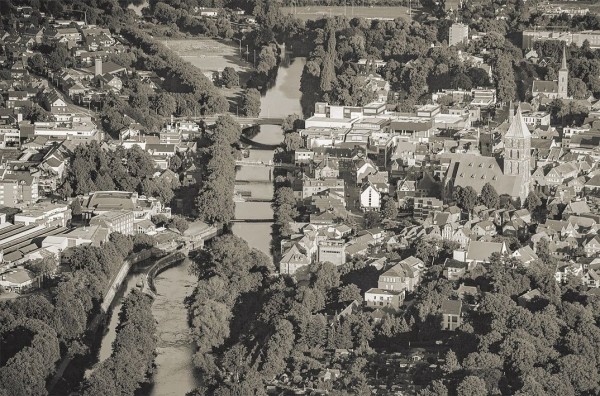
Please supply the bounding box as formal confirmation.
[161,38,252,76]
[161,38,253,108]
[280,5,416,21]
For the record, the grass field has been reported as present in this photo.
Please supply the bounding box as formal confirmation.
[280,5,420,21]
[161,38,252,76]
[161,38,253,107]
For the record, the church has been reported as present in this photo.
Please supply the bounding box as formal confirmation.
[531,46,569,100]
[444,104,532,202]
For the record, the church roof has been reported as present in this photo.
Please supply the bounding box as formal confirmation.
[446,154,523,199]
[505,105,531,139]
[532,80,558,94]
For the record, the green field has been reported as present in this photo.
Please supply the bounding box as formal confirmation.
[280,5,417,21]
[161,38,252,108]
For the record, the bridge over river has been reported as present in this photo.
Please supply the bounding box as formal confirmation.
[172,115,284,126]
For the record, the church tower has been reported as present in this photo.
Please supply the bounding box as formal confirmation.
[558,45,568,99]
[504,103,532,200]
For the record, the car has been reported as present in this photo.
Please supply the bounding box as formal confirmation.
[435,340,443,345]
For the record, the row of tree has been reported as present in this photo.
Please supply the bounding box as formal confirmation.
[82,290,157,395]
[0,232,146,396]
[148,1,234,38]
[195,115,240,224]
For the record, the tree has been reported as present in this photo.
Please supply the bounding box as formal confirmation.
[338,284,362,303]
[413,237,440,265]
[153,92,177,116]
[167,215,189,233]
[363,211,381,229]
[419,380,448,396]
[240,88,261,117]
[525,191,542,213]
[568,77,589,99]
[282,114,301,132]
[24,257,56,279]
[382,199,398,220]
[283,132,302,151]
[71,199,82,217]
[455,186,477,213]
[441,350,461,374]
[457,376,488,396]
[152,214,169,226]
[221,67,239,88]
[480,183,499,209]
[27,54,46,75]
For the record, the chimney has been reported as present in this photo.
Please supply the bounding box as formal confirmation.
[94,57,102,77]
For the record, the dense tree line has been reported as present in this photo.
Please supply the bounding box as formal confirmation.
[188,233,379,394]
[60,141,175,205]
[195,115,240,224]
[145,1,234,38]
[81,291,157,396]
[272,184,297,239]
[0,233,141,396]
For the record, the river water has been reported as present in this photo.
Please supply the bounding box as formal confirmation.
[94,51,306,395]
[232,55,305,256]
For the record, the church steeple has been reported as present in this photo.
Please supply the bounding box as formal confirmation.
[558,45,568,99]
[504,103,532,201]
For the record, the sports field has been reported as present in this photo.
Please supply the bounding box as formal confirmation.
[280,5,416,21]
[161,38,252,76]
[161,38,252,108]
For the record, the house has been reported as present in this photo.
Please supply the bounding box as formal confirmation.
[317,240,346,266]
[377,256,424,293]
[360,182,381,211]
[443,258,468,280]
[314,156,340,179]
[364,288,404,310]
[563,201,591,218]
[465,241,508,265]
[517,289,543,308]
[441,299,462,331]
[583,235,600,257]
[279,244,311,275]
[414,197,443,220]
[471,220,497,237]
[43,90,67,113]
[0,267,36,293]
[512,246,539,266]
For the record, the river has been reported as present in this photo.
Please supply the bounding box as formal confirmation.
[91,52,305,395]
[232,54,305,256]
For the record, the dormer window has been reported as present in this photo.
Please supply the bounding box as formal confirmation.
[492,176,497,180]
[468,163,473,167]
[479,163,483,167]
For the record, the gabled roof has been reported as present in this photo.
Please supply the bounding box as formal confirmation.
[466,241,505,261]
[441,299,462,316]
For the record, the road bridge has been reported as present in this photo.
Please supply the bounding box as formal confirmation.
[173,115,284,126]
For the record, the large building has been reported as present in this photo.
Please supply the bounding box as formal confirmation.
[89,210,134,235]
[532,46,568,100]
[444,104,532,201]
[449,23,469,46]
[522,30,600,49]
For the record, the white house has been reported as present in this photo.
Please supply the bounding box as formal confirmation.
[360,182,381,211]
[364,288,404,310]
